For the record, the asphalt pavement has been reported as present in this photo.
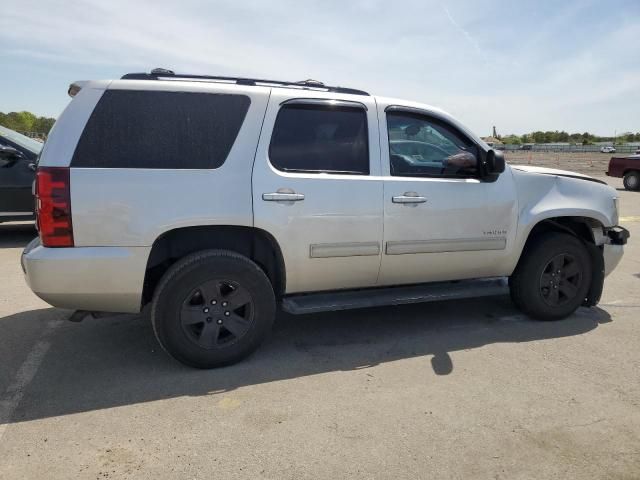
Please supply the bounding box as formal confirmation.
[0,176,638,479]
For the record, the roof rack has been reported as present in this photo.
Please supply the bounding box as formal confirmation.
[121,68,370,96]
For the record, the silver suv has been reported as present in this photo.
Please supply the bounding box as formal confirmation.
[22,69,628,368]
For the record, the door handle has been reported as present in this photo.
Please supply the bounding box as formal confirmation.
[262,192,305,202]
[392,192,427,204]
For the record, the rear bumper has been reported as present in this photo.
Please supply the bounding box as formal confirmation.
[22,238,150,313]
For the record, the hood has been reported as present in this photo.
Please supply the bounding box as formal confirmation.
[510,164,606,185]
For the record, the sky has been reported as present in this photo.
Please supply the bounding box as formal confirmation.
[1,0,639,137]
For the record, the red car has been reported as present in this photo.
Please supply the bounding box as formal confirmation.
[607,153,640,190]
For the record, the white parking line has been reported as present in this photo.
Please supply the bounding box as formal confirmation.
[0,317,63,442]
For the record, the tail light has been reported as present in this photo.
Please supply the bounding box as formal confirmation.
[36,167,74,247]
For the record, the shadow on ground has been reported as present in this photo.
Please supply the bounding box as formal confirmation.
[1,297,610,424]
[0,223,36,248]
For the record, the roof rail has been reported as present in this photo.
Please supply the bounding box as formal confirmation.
[121,68,370,96]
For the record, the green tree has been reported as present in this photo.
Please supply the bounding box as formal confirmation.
[32,116,55,134]
[531,131,545,143]
[0,110,56,135]
[502,134,521,145]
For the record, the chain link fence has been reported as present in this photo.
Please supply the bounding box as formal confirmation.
[500,144,640,154]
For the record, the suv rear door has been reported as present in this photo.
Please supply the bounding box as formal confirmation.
[252,91,383,294]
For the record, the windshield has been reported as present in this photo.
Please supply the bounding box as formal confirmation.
[0,125,44,154]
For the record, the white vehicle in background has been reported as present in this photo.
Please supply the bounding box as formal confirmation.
[600,146,616,153]
[21,68,629,368]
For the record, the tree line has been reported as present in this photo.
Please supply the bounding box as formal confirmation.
[499,131,640,145]
[0,111,56,136]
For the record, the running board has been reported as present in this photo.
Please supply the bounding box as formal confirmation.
[281,277,509,315]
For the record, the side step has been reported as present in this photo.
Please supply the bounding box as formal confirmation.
[281,277,509,315]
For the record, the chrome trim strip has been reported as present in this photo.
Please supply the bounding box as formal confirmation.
[0,212,33,216]
[280,98,368,111]
[310,242,380,258]
[386,237,506,255]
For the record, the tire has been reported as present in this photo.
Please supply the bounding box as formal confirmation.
[151,250,276,368]
[623,171,640,191]
[510,233,592,321]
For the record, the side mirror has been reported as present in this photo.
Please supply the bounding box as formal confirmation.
[0,145,24,167]
[485,149,505,175]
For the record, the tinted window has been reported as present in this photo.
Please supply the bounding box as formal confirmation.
[387,112,479,177]
[269,104,369,175]
[72,90,250,169]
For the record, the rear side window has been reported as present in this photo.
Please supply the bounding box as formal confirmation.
[269,103,369,175]
[71,90,250,169]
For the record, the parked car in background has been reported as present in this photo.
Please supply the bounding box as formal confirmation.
[520,144,533,150]
[0,125,42,222]
[600,146,616,153]
[607,154,640,190]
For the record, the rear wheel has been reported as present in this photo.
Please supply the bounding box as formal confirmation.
[510,233,591,321]
[623,171,640,191]
[151,250,276,368]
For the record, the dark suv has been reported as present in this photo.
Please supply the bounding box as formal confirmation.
[0,125,41,222]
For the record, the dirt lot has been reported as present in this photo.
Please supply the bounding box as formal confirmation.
[1,175,639,479]
[504,151,620,176]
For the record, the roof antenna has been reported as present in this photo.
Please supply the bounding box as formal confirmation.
[295,79,325,87]
[151,68,175,76]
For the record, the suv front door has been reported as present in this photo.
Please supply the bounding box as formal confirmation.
[252,91,383,294]
[378,105,517,286]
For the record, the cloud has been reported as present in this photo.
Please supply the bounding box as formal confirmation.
[0,0,638,135]
[441,5,488,67]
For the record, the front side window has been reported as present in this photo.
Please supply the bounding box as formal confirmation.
[387,112,479,177]
[269,103,369,175]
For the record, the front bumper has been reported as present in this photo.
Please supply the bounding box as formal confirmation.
[600,226,628,277]
[606,226,630,245]
[22,238,150,313]
[603,243,624,277]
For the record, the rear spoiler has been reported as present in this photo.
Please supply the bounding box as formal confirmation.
[68,81,89,98]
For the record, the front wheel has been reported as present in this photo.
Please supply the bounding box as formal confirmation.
[510,233,592,321]
[151,250,276,368]
[623,171,640,191]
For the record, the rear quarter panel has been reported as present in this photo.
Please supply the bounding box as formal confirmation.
[37,82,110,168]
[69,82,270,247]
